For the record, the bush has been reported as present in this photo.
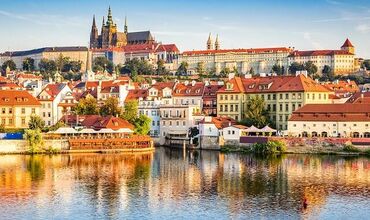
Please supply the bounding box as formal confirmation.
[342,144,360,152]
[251,140,286,154]
[23,129,44,154]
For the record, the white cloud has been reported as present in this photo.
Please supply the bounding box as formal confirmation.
[303,32,322,49]
[356,24,370,33]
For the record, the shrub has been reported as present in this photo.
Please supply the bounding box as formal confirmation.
[23,129,44,154]
[251,140,286,154]
[342,144,360,153]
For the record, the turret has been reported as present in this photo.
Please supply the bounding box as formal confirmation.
[89,15,99,49]
[215,34,220,50]
[341,38,355,54]
[207,33,213,50]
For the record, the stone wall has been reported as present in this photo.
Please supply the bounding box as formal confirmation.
[0,139,69,153]
[200,136,220,150]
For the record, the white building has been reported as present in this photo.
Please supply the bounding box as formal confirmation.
[222,125,249,145]
[288,103,370,138]
[37,83,72,126]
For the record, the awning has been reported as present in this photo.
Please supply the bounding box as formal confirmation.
[260,125,277,133]
[245,125,261,133]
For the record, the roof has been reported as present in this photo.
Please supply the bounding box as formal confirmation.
[182,47,292,56]
[289,50,353,57]
[17,73,42,79]
[60,115,134,130]
[123,43,158,53]
[203,84,223,98]
[217,77,245,93]
[346,92,370,104]
[38,83,66,101]
[200,116,236,129]
[341,38,354,48]
[127,31,153,42]
[289,104,370,122]
[0,90,41,106]
[322,80,359,94]
[0,82,22,90]
[173,82,205,97]
[156,44,179,53]
[125,89,148,102]
[3,46,88,57]
[238,74,330,93]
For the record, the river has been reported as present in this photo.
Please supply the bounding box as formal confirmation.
[0,147,370,219]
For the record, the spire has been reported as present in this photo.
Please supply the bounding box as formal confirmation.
[92,15,96,28]
[207,33,213,50]
[124,15,128,34]
[101,16,105,33]
[215,34,220,50]
[107,6,113,25]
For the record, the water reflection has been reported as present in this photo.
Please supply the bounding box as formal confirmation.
[0,149,369,219]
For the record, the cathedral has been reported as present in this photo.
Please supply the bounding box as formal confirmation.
[90,7,155,49]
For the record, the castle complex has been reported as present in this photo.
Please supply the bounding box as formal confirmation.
[89,7,155,49]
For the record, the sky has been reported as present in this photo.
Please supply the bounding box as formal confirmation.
[0,0,370,58]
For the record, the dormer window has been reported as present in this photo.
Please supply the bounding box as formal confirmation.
[226,82,234,91]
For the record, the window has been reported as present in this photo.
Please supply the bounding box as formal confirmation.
[1,108,5,114]
[280,94,283,99]
[176,121,179,126]
[232,130,235,135]
[273,104,276,111]
[225,95,228,100]
[285,93,289,99]
[31,108,35,114]
[48,112,51,117]
[225,105,228,112]
[8,118,12,125]
[343,124,346,127]
[292,104,296,111]
[279,115,283,121]
[1,118,5,125]
[21,118,26,125]
[333,124,336,127]
[162,121,166,126]
[273,94,276,100]
[228,130,231,135]
[21,108,25,114]
[220,105,223,112]
[157,121,160,126]
[235,95,238,100]
[9,108,12,114]
[230,95,233,100]
[235,105,238,112]
[267,94,271,100]
[152,121,155,126]
[279,104,283,111]
[220,95,223,100]
[285,104,289,112]
[183,121,186,126]
[230,105,234,112]
[293,124,296,127]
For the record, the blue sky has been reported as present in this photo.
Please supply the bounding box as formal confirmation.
[0,0,370,57]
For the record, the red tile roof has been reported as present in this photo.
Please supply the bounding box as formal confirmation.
[346,92,370,104]
[289,104,370,122]
[17,73,42,79]
[156,44,179,53]
[173,82,205,96]
[322,80,359,94]
[341,38,354,48]
[200,116,236,129]
[182,47,292,56]
[125,89,148,102]
[289,50,353,57]
[217,77,245,93]
[0,90,41,106]
[0,82,22,90]
[38,83,66,101]
[92,116,134,130]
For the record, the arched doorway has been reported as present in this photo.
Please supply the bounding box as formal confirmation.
[321,132,328,137]
[312,131,318,137]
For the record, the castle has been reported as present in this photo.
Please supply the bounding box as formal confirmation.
[90,7,155,49]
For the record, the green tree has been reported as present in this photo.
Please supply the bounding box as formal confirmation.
[196,62,205,75]
[121,100,138,123]
[288,62,304,74]
[241,96,272,128]
[100,97,122,116]
[62,60,82,73]
[156,59,168,75]
[28,115,45,130]
[220,67,231,77]
[23,129,44,153]
[93,56,114,73]
[176,61,188,75]
[56,54,70,72]
[22,57,35,72]
[38,59,57,79]
[304,61,318,77]
[272,64,284,75]
[363,60,370,70]
[249,67,255,75]
[75,96,99,115]
[133,114,151,135]
[321,65,334,81]
[1,59,16,73]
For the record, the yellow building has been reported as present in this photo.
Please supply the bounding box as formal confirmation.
[216,76,245,121]
[0,90,41,128]
[218,73,332,130]
[288,39,356,75]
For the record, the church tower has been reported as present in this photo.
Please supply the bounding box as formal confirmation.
[124,16,128,34]
[215,34,220,50]
[341,38,355,54]
[207,33,213,50]
[89,15,99,49]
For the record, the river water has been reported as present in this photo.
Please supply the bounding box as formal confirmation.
[0,147,370,220]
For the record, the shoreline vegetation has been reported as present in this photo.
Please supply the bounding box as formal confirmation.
[220,140,370,156]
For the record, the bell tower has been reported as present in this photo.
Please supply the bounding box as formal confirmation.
[89,15,99,49]
[207,33,213,50]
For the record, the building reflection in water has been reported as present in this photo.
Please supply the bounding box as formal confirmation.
[0,149,370,219]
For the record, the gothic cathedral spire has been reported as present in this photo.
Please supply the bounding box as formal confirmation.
[90,15,98,49]
[124,16,128,34]
[107,6,114,25]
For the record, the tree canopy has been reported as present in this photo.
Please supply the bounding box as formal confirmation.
[28,115,45,130]
[363,60,370,70]
[121,100,138,123]
[176,61,188,75]
[241,96,273,128]
[272,64,285,75]
[22,57,35,72]
[100,97,122,117]
[120,58,155,76]
[120,100,151,135]
[38,58,57,79]
[74,96,99,115]
[288,61,318,77]
[93,56,114,73]
[133,114,151,135]
[320,65,334,81]
[1,60,16,73]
